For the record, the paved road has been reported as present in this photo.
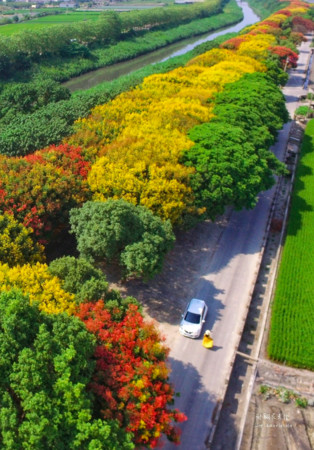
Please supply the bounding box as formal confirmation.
[283,35,312,115]
[162,35,313,450]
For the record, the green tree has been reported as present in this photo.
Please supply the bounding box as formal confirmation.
[184,122,282,218]
[69,200,175,279]
[48,256,109,304]
[183,73,288,219]
[213,72,289,136]
[264,56,289,86]
[0,290,134,449]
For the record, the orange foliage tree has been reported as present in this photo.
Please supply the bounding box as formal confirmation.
[0,144,90,242]
[77,300,187,448]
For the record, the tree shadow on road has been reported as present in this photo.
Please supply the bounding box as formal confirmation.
[106,218,227,325]
[284,94,300,104]
[106,194,270,326]
[163,357,231,450]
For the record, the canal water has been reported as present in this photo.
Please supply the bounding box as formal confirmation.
[63,1,260,92]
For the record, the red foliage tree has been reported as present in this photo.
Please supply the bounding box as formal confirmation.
[292,16,314,33]
[249,26,281,36]
[268,46,299,68]
[220,36,247,49]
[0,144,90,242]
[289,1,310,7]
[260,20,280,28]
[276,9,292,16]
[77,300,187,448]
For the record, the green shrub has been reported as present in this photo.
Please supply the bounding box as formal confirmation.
[295,105,312,117]
[295,397,308,408]
[48,256,109,304]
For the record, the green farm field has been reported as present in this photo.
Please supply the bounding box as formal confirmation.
[0,11,103,36]
[268,119,314,370]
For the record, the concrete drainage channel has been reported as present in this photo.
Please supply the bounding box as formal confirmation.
[207,118,309,450]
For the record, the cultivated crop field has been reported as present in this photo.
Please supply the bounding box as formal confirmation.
[268,119,314,370]
[0,11,102,36]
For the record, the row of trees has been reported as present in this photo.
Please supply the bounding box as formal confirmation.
[0,3,310,275]
[67,24,294,226]
[183,72,288,218]
[0,246,187,447]
[42,3,243,83]
[0,1,243,156]
[0,2,310,266]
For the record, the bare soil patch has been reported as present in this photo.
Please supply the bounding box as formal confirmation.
[242,386,314,450]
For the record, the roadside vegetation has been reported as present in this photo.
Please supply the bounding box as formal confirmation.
[259,384,309,407]
[268,119,314,370]
[0,2,313,447]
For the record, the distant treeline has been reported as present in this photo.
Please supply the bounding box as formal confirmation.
[0,0,222,78]
[38,1,243,82]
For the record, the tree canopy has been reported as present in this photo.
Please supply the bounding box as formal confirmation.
[77,300,186,447]
[182,72,288,218]
[69,200,175,279]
